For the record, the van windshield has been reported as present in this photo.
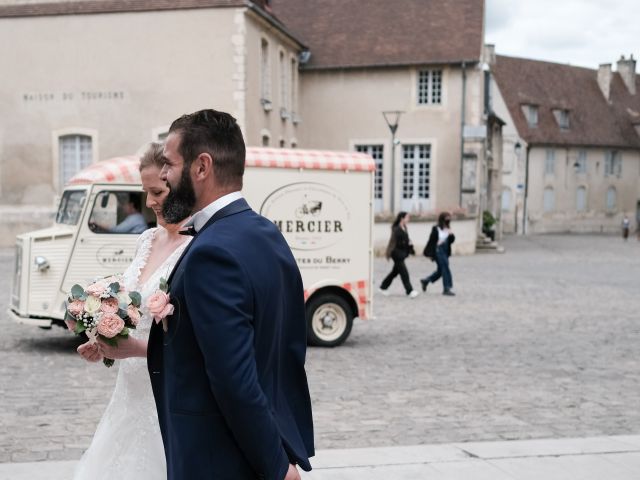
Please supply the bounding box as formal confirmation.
[56,190,87,225]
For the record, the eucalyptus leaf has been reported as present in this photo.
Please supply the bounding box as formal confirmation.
[129,291,142,308]
[71,284,85,300]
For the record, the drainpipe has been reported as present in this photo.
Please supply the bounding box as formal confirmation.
[522,144,531,234]
[459,61,467,207]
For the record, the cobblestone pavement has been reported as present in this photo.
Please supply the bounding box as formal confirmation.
[1,234,639,462]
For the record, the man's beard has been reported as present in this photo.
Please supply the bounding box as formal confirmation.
[162,165,196,224]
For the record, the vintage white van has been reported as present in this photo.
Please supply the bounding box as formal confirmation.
[8,147,374,346]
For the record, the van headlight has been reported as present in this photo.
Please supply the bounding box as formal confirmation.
[35,256,50,272]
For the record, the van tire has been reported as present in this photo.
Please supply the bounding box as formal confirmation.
[306,293,353,347]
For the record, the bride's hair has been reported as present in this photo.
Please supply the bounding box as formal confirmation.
[139,142,165,172]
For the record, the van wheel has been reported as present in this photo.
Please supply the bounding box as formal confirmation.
[306,294,353,347]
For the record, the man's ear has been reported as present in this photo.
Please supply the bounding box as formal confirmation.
[193,152,213,181]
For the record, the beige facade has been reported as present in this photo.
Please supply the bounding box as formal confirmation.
[0,5,302,207]
[299,64,490,220]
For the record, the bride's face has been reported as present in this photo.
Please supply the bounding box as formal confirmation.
[141,165,169,226]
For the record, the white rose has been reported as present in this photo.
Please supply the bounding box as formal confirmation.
[84,295,102,314]
[117,292,132,308]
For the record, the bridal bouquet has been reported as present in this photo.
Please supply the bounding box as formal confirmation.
[65,275,142,367]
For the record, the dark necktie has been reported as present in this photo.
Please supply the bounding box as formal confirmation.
[178,225,197,236]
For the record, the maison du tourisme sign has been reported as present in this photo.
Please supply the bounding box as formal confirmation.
[22,91,126,102]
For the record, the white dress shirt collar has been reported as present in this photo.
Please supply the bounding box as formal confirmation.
[184,191,243,232]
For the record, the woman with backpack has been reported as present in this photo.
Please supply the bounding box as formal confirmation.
[379,211,419,298]
[421,212,456,296]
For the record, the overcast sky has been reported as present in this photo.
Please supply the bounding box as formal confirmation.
[486,0,639,69]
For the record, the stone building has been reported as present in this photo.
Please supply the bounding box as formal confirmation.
[0,0,497,250]
[492,54,640,234]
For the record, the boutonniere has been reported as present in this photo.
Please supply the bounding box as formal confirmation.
[146,277,173,332]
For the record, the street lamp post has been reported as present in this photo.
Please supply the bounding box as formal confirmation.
[382,111,404,214]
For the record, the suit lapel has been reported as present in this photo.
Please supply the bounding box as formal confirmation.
[166,198,251,285]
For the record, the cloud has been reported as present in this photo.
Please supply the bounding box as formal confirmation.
[486,0,640,68]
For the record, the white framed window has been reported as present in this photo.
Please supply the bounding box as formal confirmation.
[575,150,587,173]
[417,69,442,105]
[545,149,555,175]
[576,186,587,212]
[260,38,271,102]
[501,189,512,212]
[604,151,622,177]
[401,144,431,212]
[522,104,538,127]
[356,145,384,208]
[543,187,555,213]
[606,186,617,211]
[52,129,98,191]
[553,109,570,130]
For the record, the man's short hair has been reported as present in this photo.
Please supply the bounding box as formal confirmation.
[169,109,245,189]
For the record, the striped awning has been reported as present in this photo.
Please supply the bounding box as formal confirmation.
[67,147,375,186]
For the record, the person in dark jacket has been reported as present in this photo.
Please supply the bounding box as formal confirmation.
[421,212,456,296]
[379,211,419,298]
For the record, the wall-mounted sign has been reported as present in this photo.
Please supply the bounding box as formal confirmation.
[22,91,126,102]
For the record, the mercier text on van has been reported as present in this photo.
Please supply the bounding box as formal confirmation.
[273,220,343,233]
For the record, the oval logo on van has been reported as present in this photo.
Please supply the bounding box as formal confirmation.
[260,182,350,251]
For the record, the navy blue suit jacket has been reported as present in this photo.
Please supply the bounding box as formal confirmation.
[148,199,314,480]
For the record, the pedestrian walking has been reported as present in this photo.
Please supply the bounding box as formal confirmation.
[379,211,419,298]
[622,215,630,240]
[420,212,456,296]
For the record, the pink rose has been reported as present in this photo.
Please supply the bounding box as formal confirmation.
[100,297,119,314]
[86,281,108,297]
[67,299,85,317]
[127,305,141,326]
[97,313,125,338]
[147,291,174,323]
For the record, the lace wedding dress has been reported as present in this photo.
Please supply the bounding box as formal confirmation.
[73,227,189,480]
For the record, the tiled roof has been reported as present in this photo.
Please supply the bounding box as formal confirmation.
[493,55,640,149]
[271,0,484,70]
[0,0,264,17]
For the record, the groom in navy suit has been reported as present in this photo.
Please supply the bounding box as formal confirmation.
[147,109,314,479]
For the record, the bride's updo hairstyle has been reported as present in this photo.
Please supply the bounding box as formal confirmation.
[139,142,165,172]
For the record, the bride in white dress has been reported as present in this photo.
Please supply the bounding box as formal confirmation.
[71,143,190,480]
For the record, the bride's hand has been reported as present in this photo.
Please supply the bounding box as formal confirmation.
[77,341,103,363]
[284,464,300,480]
[97,337,147,359]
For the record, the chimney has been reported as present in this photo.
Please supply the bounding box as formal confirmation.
[617,54,637,95]
[598,63,612,101]
[483,44,496,67]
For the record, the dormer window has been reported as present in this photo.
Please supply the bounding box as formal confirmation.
[521,104,538,127]
[553,108,570,130]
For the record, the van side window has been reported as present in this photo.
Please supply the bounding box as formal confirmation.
[56,190,87,225]
[88,191,151,234]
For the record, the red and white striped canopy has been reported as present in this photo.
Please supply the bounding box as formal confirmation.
[67,148,375,186]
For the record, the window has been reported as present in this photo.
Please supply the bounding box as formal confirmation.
[501,189,511,212]
[290,58,297,114]
[88,191,150,234]
[606,186,617,211]
[260,39,271,101]
[262,135,270,147]
[279,51,289,112]
[543,187,555,212]
[575,150,587,173]
[576,186,587,212]
[55,189,87,225]
[604,151,622,177]
[545,149,555,175]
[417,69,442,105]
[553,109,570,130]
[59,134,92,187]
[356,145,384,200]
[522,104,538,127]
[401,145,431,207]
